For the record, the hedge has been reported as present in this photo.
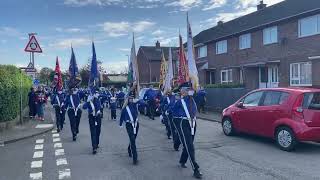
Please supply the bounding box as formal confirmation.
[0,65,32,122]
[204,83,245,89]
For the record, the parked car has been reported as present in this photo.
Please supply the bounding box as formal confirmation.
[138,88,161,116]
[221,88,320,151]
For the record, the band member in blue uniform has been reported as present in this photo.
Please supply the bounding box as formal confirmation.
[120,84,140,165]
[83,88,102,154]
[194,87,207,113]
[172,83,203,179]
[52,90,66,132]
[65,88,82,141]
[110,97,117,120]
[117,90,125,109]
[160,90,173,139]
[143,85,156,120]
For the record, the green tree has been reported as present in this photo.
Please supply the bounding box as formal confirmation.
[39,67,54,85]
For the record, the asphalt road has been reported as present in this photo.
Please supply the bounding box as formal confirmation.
[1,107,320,180]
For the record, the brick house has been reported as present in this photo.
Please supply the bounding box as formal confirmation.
[193,0,320,90]
[137,41,178,85]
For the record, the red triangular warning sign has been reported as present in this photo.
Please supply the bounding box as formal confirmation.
[24,35,42,53]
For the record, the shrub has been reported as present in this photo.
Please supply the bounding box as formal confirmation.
[204,83,245,89]
[0,65,32,122]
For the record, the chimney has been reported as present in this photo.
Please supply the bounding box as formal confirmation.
[217,21,224,26]
[155,41,160,49]
[257,0,267,11]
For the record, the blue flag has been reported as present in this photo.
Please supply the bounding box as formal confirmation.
[68,47,81,88]
[89,42,99,88]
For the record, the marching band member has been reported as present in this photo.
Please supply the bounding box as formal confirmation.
[65,87,82,141]
[172,83,203,179]
[51,89,66,132]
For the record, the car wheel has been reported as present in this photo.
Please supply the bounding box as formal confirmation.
[222,118,234,136]
[275,127,297,152]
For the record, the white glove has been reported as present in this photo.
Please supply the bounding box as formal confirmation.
[165,111,169,116]
[97,110,101,115]
[87,95,94,102]
[160,115,163,121]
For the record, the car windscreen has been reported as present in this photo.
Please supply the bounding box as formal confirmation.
[303,92,320,110]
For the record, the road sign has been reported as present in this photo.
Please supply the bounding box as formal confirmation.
[24,35,42,53]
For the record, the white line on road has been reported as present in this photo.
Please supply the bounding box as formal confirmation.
[31,160,43,168]
[33,151,44,158]
[34,144,43,150]
[54,143,63,149]
[35,124,53,129]
[59,169,71,179]
[53,138,61,142]
[29,172,42,180]
[56,158,68,166]
[35,139,44,144]
[55,149,65,156]
[52,129,57,133]
[52,133,60,138]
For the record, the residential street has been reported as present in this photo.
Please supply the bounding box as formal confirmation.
[1,107,320,180]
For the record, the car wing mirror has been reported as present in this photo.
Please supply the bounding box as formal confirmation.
[237,102,244,108]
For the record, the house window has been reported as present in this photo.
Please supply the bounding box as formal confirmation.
[206,71,215,84]
[221,69,232,83]
[290,62,312,86]
[216,40,227,54]
[299,14,320,37]
[197,45,207,58]
[239,33,251,49]
[263,26,278,45]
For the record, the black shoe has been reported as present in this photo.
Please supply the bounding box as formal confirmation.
[174,146,179,151]
[73,135,77,141]
[180,163,187,168]
[57,128,60,133]
[133,160,138,165]
[193,170,203,179]
[168,136,172,139]
[92,149,97,155]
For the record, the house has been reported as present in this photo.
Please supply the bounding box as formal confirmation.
[103,73,128,88]
[193,0,320,90]
[137,41,179,85]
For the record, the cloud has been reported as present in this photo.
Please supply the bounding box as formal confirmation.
[235,0,285,9]
[165,0,202,11]
[49,37,91,49]
[63,0,123,7]
[55,27,83,33]
[102,60,128,73]
[202,0,227,11]
[118,48,130,52]
[152,29,164,36]
[100,20,155,37]
[0,27,23,37]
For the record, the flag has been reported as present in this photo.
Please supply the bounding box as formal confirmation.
[187,13,199,90]
[130,33,140,95]
[178,33,189,85]
[54,56,63,91]
[68,47,81,88]
[159,50,167,88]
[164,47,173,92]
[88,41,99,88]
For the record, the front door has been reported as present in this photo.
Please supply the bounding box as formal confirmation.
[259,66,279,88]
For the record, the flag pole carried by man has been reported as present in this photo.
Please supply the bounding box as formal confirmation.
[65,46,82,141]
[83,41,103,155]
[51,57,66,133]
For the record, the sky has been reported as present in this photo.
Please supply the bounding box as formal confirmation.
[0,0,284,73]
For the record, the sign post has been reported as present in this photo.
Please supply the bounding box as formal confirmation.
[24,33,42,68]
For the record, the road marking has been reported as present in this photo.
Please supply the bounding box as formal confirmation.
[54,143,63,149]
[52,130,57,133]
[35,124,53,129]
[53,138,61,142]
[56,158,68,166]
[59,169,71,179]
[55,149,65,156]
[29,172,42,180]
[34,144,43,150]
[52,133,60,138]
[36,139,44,144]
[33,151,44,158]
[31,160,43,168]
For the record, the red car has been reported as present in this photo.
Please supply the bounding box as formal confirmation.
[221,88,320,151]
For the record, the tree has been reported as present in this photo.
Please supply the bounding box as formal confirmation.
[39,67,54,85]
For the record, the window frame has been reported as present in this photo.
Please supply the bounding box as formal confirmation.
[298,14,320,38]
[241,91,264,107]
[290,62,312,87]
[239,33,251,50]
[263,26,278,45]
[221,69,233,83]
[216,40,228,54]
[197,45,207,58]
[260,90,290,106]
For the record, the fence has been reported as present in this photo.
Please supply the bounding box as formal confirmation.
[205,88,250,112]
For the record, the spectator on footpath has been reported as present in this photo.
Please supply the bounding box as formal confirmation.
[195,86,207,114]
[28,87,37,118]
[35,86,48,121]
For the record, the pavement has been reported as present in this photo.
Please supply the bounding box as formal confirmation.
[1,108,320,180]
[0,105,55,145]
[197,111,222,123]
